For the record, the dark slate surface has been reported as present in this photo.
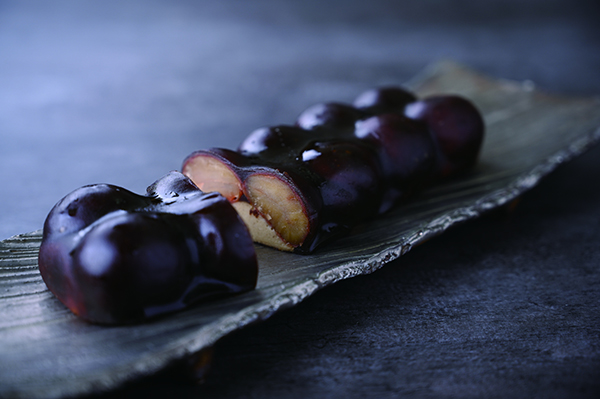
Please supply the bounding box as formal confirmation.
[1,0,599,398]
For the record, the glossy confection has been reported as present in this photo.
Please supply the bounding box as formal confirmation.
[38,171,258,324]
[182,87,485,253]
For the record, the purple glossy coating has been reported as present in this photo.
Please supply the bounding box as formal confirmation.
[38,171,258,324]
[355,114,436,212]
[353,86,417,114]
[405,95,485,176]
[296,103,369,131]
[302,140,384,230]
[183,87,484,253]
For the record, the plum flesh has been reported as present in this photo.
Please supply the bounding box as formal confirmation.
[38,171,258,324]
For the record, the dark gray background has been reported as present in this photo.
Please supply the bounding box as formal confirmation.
[1,0,599,398]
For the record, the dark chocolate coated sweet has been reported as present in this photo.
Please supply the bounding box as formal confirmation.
[182,87,484,253]
[38,171,258,324]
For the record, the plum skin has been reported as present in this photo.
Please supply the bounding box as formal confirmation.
[38,171,258,324]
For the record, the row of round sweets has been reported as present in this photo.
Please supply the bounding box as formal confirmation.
[38,86,484,324]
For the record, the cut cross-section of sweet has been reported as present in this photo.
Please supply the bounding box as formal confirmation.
[182,150,318,252]
[232,201,294,252]
[244,172,310,247]
[182,150,244,202]
[182,87,484,253]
